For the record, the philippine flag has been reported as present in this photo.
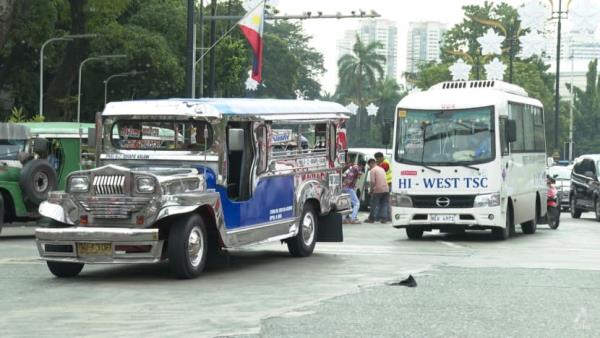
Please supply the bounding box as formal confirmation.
[238,1,265,82]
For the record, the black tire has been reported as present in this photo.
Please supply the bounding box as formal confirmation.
[168,213,208,279]
[406,227,423,240]
[570,197,582,219]
[493,207,512,240]
[0,194,4,235]
[522,203,538,234]
[287,204,318,257]
[19,159,57,206]
[548,207,560,229]
[46,219,84,278]
[595,198,600,222]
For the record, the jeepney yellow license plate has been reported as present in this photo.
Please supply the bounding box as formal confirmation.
[77,243,112,256]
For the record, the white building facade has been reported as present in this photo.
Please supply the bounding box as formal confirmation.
[406,22,447,75]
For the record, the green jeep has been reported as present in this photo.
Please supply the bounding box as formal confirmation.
[0,122,94,233]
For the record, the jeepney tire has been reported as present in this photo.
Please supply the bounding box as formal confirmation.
[594,198,600,222]
[168,213,208,279]
[46,261,84,278]
[406,227,423,240]
[19,159,57,206]
[492,207,512,240]
[287,204,318,257]
[0,194,4,234]
[570,197,582,219]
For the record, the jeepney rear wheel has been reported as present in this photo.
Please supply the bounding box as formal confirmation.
[168,213,208,279]
[287,204,318,257]
[46,220,84,278]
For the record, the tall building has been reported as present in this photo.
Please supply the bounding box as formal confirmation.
[406,22,447,75]
[337,19,398,81]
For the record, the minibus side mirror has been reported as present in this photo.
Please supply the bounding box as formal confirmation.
[584,171,596,179]
[228,128,245,152]
[506,119,517,143]
[87,128,96,148]
[381,122,391,145]
[32,137,49,157]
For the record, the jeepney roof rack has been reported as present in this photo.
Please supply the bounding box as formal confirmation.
[431,80,528,97]
[103,99,352,119]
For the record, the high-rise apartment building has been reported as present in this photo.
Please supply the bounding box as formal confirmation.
[337,19,398,81]
[406,22,447,75]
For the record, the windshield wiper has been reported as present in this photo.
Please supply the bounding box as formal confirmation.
[459,164,480,172]
[401,158,441,173]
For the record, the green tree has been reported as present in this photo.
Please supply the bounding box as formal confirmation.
[571,59,600,155]
[337,35,385,130]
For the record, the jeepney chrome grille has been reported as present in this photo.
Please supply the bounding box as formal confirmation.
[78,197,149,219]
[93,175,125,195]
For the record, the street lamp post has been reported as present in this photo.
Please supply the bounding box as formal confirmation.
[550,0,569,152]
[77,54,126,168]
[77,54,127,125]
[39,34,97,117]
[104,71,140,107]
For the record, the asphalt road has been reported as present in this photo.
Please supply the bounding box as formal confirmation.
[1,212,599,337]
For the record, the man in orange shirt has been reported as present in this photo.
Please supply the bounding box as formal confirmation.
[365,159,390,223]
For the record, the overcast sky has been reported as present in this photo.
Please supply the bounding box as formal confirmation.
[275,0,592,93]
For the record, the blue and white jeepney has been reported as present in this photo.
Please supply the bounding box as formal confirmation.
[35,99,352,279]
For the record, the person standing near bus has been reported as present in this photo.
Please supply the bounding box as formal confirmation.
[365,159,390,223]
[342,160,364,224]
[375,152,392,221]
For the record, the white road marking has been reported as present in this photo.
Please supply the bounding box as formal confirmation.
[437,240,466,249]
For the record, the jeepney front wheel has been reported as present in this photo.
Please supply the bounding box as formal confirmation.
[287,205,318,257]
[168,213,208,279]
[45,219,84,278]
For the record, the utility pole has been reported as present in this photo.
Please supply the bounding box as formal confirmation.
[195,10,381,98]
[208,0,217,97]
[551,0,569,152]
[185,0,195,98]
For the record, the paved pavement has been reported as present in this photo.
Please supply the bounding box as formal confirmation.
[1,212,599,337]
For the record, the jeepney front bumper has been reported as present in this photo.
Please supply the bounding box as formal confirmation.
[35,227,163,264]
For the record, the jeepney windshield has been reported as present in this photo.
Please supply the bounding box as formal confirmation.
[111,120,214,151]
[0,139,26,160]
[395,106,494,165]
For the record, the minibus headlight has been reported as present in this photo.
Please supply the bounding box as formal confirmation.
[136,176,156,193]
[68,176,89,193]
[391,193,412,207]
[474,193,501,208]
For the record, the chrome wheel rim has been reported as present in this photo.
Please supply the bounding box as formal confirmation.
[188,226,204,267]
[301,211,316,246]
[34,172,49,193]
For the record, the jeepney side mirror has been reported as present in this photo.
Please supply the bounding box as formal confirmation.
[228,128,245,152]
[87,128,96,148]
[32,137,49,157]
[547,157,555,167]
[506,119,517,143]
[381,122,391,145]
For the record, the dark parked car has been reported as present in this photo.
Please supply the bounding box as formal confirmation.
[547,165,572,210]
[570,155,600,219]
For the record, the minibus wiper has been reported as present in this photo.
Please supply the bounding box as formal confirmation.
[401,158,441,173]
[459,164,480,172]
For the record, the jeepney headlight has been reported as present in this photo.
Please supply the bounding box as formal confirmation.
[474,193,501,208]
[391,193,412,207]
[161,179,202,195]
[68,176,89,193]
[136,176,156,193]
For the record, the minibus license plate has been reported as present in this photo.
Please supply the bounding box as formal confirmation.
[430,214,456,223]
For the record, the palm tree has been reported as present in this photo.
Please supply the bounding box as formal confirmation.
[373,77,404,146]
[337,35,386,129]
